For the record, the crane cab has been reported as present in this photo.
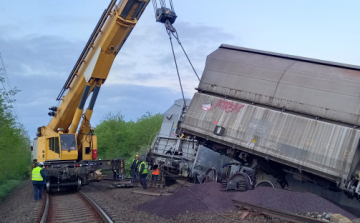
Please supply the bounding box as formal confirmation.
[33,133,97,162]
[34,134,77,162]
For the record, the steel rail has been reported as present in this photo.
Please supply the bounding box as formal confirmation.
[39,193,49,223]
[232,199,327,223]
[39,192,113,223]
[79,191,113,223]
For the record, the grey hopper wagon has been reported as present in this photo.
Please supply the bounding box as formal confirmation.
[197,44,360,126]
[180,44,360,206]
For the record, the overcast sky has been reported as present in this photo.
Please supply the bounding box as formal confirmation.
[0,0,359,139]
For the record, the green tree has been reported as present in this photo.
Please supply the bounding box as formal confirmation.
[95,111,163,174]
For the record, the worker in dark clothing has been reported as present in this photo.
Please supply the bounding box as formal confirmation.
[131,155,139,180]
[112,159,121,180]
[32,162,46,201]
[138,160,148,189]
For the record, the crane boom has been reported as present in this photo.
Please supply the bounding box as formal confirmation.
[32,0,149,192]
[48,0,148,134]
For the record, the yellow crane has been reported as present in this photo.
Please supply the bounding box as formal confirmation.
[32,0,149,191]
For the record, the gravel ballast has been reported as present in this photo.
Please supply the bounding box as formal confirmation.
[232,186,357,220]
[137,182,235,218]
[0,180,43,223]
[138,181,357,220]
[1,179,357,223]
[83,180,288,223]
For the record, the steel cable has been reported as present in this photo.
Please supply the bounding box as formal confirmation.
[166,29,187,107]
[170,32,200,81]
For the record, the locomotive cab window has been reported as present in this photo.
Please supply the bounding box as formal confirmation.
[60,134,76,151]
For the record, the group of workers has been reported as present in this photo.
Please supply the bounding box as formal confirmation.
[130,155,159,190]
[31,155,160,201]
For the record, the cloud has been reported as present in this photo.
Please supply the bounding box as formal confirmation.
[0,34,84,137]
[0,34,83,78]
[175,22,235,44]
[0,10,238,139]
[0,25,23,38]
[103,21,236,97]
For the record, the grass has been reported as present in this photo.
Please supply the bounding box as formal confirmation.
[0,180,23,200]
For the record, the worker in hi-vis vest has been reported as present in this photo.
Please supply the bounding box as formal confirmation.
[151,164,159,187]
[138,160,148,189]
[32,162,46,201]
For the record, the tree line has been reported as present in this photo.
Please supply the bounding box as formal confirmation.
[0,94,31,199]
[95,111,163,174]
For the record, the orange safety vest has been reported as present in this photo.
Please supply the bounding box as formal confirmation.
[152,169,159,175]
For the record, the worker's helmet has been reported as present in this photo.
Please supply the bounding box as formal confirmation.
[38,162,44,167]
[135,155,139,158]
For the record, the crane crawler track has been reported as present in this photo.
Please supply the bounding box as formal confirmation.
[39,191,113,223]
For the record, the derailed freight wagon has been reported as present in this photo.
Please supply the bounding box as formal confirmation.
[178,44,360,211]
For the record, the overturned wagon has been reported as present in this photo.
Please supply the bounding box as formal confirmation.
[180,44,360,209]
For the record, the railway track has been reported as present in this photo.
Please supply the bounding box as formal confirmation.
[39,191,113,223]
[232,199,327,223]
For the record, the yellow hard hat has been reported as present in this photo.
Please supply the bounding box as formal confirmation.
[135,155,139,157]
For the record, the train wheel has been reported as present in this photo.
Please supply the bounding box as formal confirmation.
[221,179,228,190]
[204,168,218,183]
[255,180,275,188]
[228,172,251,191]
[76,177,82,191]
[46,182,51,194]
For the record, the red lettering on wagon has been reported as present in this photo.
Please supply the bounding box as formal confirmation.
[215,99,245,113]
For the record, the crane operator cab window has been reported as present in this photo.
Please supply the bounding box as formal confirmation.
[49,137,60,154]
[60,134,76,151]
